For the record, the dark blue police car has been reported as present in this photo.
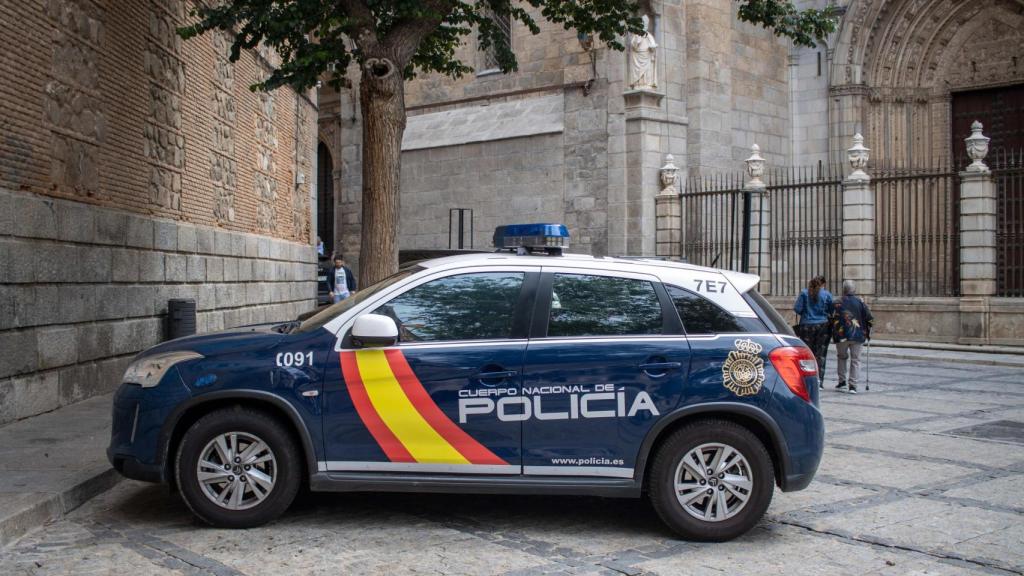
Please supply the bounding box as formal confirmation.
[108,224,823,541]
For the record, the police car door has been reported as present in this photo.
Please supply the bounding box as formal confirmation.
[520,268,690,479]
[322,267,538,475]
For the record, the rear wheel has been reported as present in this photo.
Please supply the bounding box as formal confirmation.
[176,407,301,528]
[648,419,774,541]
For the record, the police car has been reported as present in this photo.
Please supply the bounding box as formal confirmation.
[108,224,823,541]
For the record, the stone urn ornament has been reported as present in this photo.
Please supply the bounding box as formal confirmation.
[629,14,657,90]
[965,121,990,173]
[745,144,766,189]
[847,133,870,182]
[659,154,679,195]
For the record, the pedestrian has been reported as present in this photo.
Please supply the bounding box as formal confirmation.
[794,275,834,389]
[327,255,357,303]
[316,236,325,256]
[830,280,874,394]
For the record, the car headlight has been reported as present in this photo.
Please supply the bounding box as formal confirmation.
[122,351,204,388]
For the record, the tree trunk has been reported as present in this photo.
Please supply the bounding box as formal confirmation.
[357,57,406,286]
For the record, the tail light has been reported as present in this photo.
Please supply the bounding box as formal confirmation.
[769,346,818,402]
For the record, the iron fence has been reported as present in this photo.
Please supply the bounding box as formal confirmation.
[993,149,1024,297]
[681,165,843,297]
[871,160,960,297]
[681,172,751,274]
[766,165,843,297]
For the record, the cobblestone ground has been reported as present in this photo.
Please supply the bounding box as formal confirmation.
[2,354,1022,575]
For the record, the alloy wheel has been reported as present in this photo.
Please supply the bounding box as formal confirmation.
[673,442,754,522]
[196,431,277,511]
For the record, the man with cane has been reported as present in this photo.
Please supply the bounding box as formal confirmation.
[830,280,874,394]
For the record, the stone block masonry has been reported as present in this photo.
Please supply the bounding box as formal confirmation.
[0,189,318,426]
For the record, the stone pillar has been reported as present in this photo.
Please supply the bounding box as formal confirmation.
[958,121,997,344]
[655,154,681,259]
[842,134,875,296]
[744,145,770,291]
[624,89,666,256]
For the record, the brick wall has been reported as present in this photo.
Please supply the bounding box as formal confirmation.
[0,0,316,239]
[0,0,318,424]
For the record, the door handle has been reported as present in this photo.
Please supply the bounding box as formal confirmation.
[475,370,519,380]
[638,362,681,371]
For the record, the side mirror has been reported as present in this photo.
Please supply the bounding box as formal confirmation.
[351,314,398,347]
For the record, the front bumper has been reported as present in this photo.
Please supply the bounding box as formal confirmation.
[107,374,191,484]
[107,449,164,483]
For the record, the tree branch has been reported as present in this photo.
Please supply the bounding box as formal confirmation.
[382,0,455,65]
[337,0,382,53]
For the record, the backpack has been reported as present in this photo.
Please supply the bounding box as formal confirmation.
[830,298,865,343]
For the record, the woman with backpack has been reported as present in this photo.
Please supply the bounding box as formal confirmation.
[830,280,874,394]
[794,275,834,389]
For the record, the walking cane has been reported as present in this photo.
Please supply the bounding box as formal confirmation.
[865,339,871,391]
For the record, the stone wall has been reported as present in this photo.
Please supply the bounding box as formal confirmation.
[400,132,566,251]
[766,295,1024,346]
[0,0,318,424]
[0,189,317,425]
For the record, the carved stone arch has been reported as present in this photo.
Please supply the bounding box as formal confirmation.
[830,0,1024,164]
[933,4,1024,92]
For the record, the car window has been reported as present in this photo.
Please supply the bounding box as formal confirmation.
[667,285,757,334]
[296,267,419,333]
[547,274,662,337]
[372,272,524,342]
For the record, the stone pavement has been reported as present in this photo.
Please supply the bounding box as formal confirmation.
[1,350,1022,575]
[0,395,119,547]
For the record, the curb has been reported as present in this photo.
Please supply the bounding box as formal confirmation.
[863,348,1024,369]
[0,467,122,548]
[871,340,1024,356]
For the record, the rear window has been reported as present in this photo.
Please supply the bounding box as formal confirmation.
[667,286,764,335]
[744,289,794,335]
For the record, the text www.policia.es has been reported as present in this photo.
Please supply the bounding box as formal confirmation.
[551,457,625,466]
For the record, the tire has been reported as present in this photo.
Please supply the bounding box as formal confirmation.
[176,406,301,528]
[647,419,774,541]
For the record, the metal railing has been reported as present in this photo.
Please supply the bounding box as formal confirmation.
[766,164,843,298]
[994,149,1024,297]
[682,165,842,297]
[871,160,960,297]
[681,172,749,274]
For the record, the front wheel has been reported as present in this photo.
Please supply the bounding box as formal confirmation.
[176,407,301,528]
[648,419,774,541]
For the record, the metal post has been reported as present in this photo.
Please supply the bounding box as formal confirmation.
[741,190,752,273]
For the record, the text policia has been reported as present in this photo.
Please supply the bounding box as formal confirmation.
[458,384,660,423]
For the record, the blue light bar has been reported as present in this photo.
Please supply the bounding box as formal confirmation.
[493,223,570,254]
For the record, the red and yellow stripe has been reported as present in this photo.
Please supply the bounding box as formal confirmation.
[340,350,506,466]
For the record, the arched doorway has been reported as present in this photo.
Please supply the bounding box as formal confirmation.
[317,142,335,256]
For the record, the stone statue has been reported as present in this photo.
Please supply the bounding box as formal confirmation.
[629,15,657,90]
[659,154,679,195]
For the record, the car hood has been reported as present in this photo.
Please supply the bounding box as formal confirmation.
[138,322,290,359]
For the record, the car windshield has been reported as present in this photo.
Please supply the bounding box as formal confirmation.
[295,266,421,333]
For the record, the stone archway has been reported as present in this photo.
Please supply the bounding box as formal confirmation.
[316,141,336,257]
[830,0,1024,165]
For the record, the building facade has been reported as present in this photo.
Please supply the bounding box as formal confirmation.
[0,0,318,424]
[318,0,794,265]
[318,0,1024,346]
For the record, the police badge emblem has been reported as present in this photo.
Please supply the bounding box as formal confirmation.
[722,338,766,396]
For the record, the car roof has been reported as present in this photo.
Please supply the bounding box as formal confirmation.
[417,252,761,294]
